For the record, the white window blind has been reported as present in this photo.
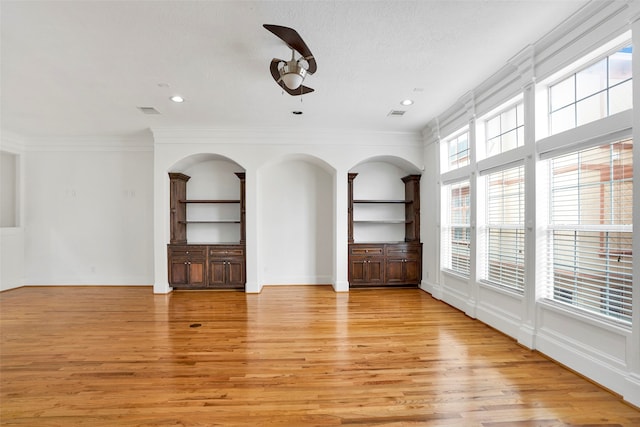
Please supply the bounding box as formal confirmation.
[547,139,633,323]
[485,165,525,292]
[442,180,471,276]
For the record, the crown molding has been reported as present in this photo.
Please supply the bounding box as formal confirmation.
[0,130,27,153]
[151,127,423,147]
[22,135,154,152]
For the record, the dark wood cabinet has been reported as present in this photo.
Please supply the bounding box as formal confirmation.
[349,243,421,288]
[347,173,422,288]
[168,171,246,290]
[168,173,190,244]
[167,245,207,287]
[349,245,385,286]
[385,243,421,284]
[207,245,245,289]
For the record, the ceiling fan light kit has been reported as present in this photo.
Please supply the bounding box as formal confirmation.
[264,24,317,96]
[280,57,307,90]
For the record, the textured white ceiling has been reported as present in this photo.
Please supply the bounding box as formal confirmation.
[1,0,589,138]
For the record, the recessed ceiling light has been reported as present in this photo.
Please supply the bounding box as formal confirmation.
[292,110,303,115]
[170,95,184,103]
[400,99,414,106]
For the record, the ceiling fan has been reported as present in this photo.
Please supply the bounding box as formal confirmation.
[263,24,317,96]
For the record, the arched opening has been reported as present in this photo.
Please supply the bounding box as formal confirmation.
[258,154,335,286]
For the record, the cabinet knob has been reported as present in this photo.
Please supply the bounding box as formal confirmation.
[186,251,189,254]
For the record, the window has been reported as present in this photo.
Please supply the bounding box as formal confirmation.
[442,180,471,276]
[485,102,525,157]
[549,45,632,135]
[1,151,18,228]
[484,165,525,292]
[546,139,633,323]
[445,131,470,171]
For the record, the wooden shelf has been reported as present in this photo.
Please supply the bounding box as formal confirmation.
[354,220,412,224]
[353,199,410,204]
[179,220,241,224]
[180,199,240,204]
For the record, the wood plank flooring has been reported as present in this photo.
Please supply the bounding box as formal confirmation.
[1,285,638,426]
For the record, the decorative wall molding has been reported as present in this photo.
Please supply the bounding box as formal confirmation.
[508,44,536,86]
[0,131,26,153]
[151,127,423,147]
[22,134,154,152]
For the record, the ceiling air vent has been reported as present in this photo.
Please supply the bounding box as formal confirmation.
[137,107,160,115]
[388,110,406,117]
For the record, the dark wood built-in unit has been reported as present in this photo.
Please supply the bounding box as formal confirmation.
[348,173,422,288]
[168,172,246,290]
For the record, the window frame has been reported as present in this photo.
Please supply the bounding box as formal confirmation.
[441,128,471,173]
[543,138,633,325]
[546,41,632,136]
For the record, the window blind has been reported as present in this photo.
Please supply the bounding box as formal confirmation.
[485,166,525,291]
[547,139,633,323]
[442,180,471,277]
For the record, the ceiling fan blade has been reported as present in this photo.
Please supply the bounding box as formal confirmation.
[269,58,284,82]
[264,24,317,74]
[275,80,314,96]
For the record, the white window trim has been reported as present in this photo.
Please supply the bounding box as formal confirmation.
[535,31,631,141]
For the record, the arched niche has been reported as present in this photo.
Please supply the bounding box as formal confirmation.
[257,153,335,286]
[350,155,422,175]
[349,155,421,243]
[169,153,246,245]
[169,153,245,173]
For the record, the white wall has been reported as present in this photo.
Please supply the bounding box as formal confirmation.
[351,161,409,243]
[182,159,244,244]
[23,140,154,285]
[259,157,333,285]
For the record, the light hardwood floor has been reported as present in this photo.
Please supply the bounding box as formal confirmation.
[1,285,638,426]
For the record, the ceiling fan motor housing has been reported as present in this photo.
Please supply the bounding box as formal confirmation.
[279,59,307,90]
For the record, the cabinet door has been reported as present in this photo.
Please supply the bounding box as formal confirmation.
[367,257,385,284]
[226,259,245,288]
[349,257,368,284]
[188,260,206,286]
[404,258,420,284]
[208,259,227,287]
[169,258,189,285]
[386,258,406,283]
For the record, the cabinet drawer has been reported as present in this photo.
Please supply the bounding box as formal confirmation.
[209,246,245,257]
[349,245,384,256]
[386,245,421,257]
[168,245,206,258]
